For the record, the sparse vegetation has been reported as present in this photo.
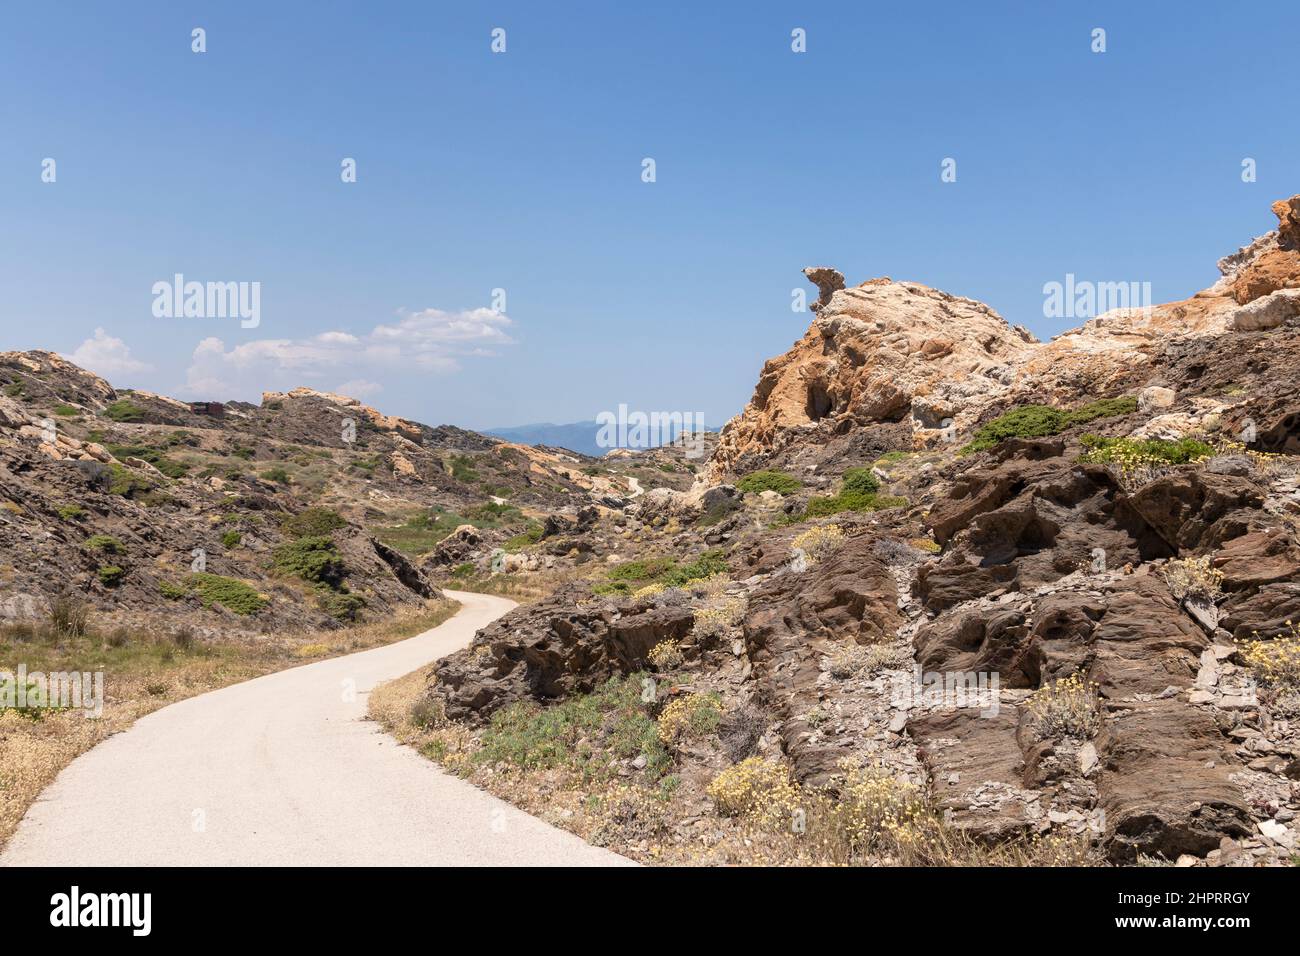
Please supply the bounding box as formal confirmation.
[184,573,270,615]
[736,470,801,495]
[791,524,845,563]
[103,399,145,423]
[271,536,344,588]
[962,396,1139,453]
[474,675,670,779]
[1163,555,1224,603]
[1027,673,1102,740]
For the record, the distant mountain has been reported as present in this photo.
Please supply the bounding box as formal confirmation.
[486,420,717,458]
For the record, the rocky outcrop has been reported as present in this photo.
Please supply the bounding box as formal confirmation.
[708,196,1300,484]
[743,535,901,786]
[709,278,1037,477]
[427,588,695,723]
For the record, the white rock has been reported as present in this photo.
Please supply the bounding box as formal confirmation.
[1230,289,1300,331]
[1078,742,1099,776]
[1138,386,1176,412]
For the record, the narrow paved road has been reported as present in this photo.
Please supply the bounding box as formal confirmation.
[2,591,631,866]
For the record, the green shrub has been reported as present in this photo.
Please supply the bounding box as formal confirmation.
[158,580,188,600]
[599,549,729,594]
[465,501,521,524]
[85,534,123,554]
[280,507,347,538]
[103,399,145,423]
[271,536,344,587]
[317,588,366,622]
[97,565,125,586]
[106,463,153,498]
[450,562,476,579]
[53,404,79,417]
[185,572,269,615]
[504,524,544,551]
[476,675,669,778]
[104,443,189,478]
[963,396,1139,453]
[736,470,801,495]
[57,504,87,521]
[840,467,880,495]
[449,455,479,483]
[221,530,242,549]
[1078,434,1214,467]
[664,548,728,586]
[804,491,907,518]
[262,466,291,485]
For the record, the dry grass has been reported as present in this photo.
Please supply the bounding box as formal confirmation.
[370,672,1104,867]
[0,598,457,848]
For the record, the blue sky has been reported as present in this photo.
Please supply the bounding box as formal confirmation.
[2,1,1296,430]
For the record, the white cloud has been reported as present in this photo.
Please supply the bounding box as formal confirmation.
[335,379,383,398]
[182,308,514,400]
[69,328,151,379]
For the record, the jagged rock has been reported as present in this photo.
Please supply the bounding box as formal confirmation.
[802,266,845,312]
[744,535,900,786]
[427,587,694,723]
[1230,289,1300,330]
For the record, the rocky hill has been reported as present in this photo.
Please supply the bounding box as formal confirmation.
[0,353,702,637]
[402,194,1300,866]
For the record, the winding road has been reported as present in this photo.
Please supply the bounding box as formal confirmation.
[1,590,631,867]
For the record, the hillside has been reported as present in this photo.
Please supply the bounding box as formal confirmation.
[0,356,705,637]
[387,193,1300,866]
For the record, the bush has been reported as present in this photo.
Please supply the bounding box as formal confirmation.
[736,470,801,495]
[53,404,79,417]
[1238,623,1300,691]
[1163,555,1224,603]
[271,536,344,587]
[1079,435,1214,469]
[280,507,346,538]
[707,757,800,819]
[477,675,669,778]
[1027,673,1102,740]
[504,524,543,551]
[221,529,242,549]
[840,467,880,496]
[104,444,189,478]
[106,463,154,498]
[791,524,846,564]
[963,396,1139,453]
[804,490,907,518]
[664,548,728,586]
[103,399,145,423]
[185,573,269,615]
[57,504,86,521]
[317,588,366,622]
[97,565,125,586]
[49,594,90,636]
[648,639,684,670]
[449,455,479,483]
[657,693,723,744]
[261,466,291,485]
[691,598,746,640]
[158,580,188,600]
[85,534,123,554]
